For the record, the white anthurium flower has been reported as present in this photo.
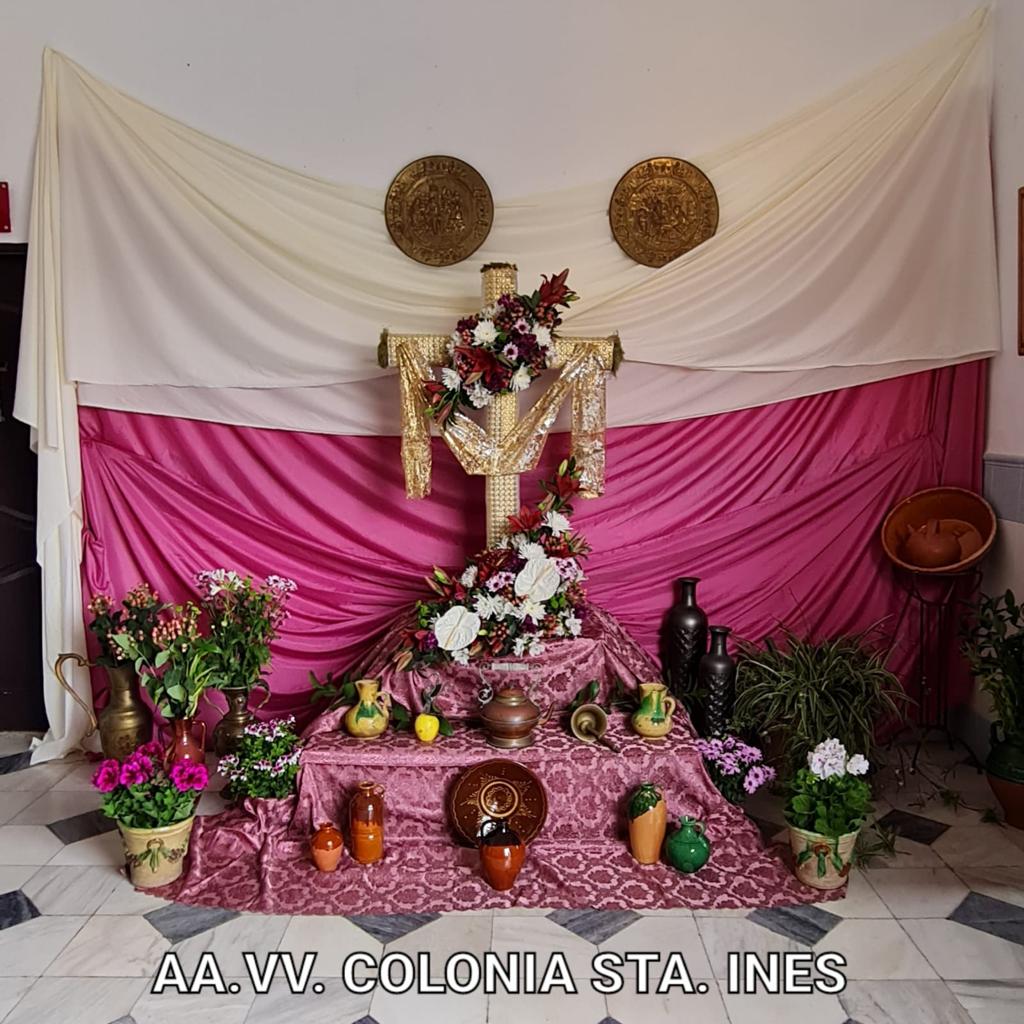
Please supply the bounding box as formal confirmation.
[510,366,533,391]
[441,367,462,391]
[514,556,561,603]
[434,605,481,651]
[473,319,498,345]
[544,510,571,535]
[846,754,870,776]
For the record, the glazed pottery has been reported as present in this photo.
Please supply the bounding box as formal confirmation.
[165,717,206,766]
[789,826,858,890]
[449,759,549,845]
[696,626,737,737]
[350,781,386,864]
[665,816,711,873]
[119,816,194,888]
[903,518,962,569]
[310,821,345,872]
[477,684,552,749]
[627,782,667,864]
[479,820,526,891]
[986,727,1024,829]
[631,682,676,740]
[663,577,708,700]
[55,653,153,759]
[343,679,391,739]
[212,684,270,756]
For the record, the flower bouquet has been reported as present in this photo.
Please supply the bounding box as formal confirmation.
[695,734,776,804]
[93,741,208,887]
[393,458,590,670]
[87,583,163,667]
[423,269,577,426]
[218,716,302,801]
[784,738,872,890]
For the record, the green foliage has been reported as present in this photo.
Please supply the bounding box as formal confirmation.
[628,782,662,820]
[852,824,900,867]
[99,770,199,829]
[219,718,301,801]
[420,684,455,737]
[308,668,359,709]
[731,627,908,776]
[785,767,873,838]
[961,589,1024,744]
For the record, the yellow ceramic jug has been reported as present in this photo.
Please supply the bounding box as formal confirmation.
[631,681,676,740]
[343,679,392,739]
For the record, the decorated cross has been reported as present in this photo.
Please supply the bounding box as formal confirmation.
[379,263,619,547]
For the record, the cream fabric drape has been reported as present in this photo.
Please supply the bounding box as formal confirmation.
[16,10,999,761]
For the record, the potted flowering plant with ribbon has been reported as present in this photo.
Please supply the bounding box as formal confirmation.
[92,741,208,887]
[784,738,872,890]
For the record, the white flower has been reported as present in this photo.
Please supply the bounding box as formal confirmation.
[473,319,498,345]
[528,638,546,656]
[533,324,553,350]
[808,738,848,780]
[467,382,493,408]
[460,565,478,588]
[450,646,471,665]
[514,556,561,603]
[544,510,571,535]
[518,598,546,623]
[447,333,458,355]
[510,365,533,391]
[846,754,870,776]
[480,303,498,319]
[563,612,583,637]
[434,605,481,651]
[513,636,530,656]
[441,367,462,391]
[473,593,504,620]
[515,538,546,561]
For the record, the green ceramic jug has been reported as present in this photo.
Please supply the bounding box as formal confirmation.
[665,816,711,873]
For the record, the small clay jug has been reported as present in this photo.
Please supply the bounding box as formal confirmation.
[627,782,667,864]
[479,819,526,891]
[903,518,961,569]
[165,717,206,766]
[631,682,676,740]
[665,816,711,874]
[310,822,344,872]
[350,781,385,864]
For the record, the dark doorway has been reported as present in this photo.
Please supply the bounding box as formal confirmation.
[0,243,45,730]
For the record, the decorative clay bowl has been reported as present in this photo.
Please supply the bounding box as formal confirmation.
[880,486,996,574]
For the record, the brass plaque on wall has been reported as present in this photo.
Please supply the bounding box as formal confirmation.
[609,157,719,267]
[385,155,494,267]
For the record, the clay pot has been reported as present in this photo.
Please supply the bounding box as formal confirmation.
[627,782,667,864]
[479,820,526,891]
[119,816,194,888]
[165,717,206,766]
[350,781,385,864]
[903,518,963,569]
[986,730,1024,829]
[310,822,344,872]
[477,685,552,749]
[631,682,676,740]
[789,826,858,890]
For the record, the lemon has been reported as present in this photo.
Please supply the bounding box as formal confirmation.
[415,713,440,743]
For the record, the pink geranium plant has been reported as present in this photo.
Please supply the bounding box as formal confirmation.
[93,740,208,829]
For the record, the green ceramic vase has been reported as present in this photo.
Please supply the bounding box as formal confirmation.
[665,815,711,873]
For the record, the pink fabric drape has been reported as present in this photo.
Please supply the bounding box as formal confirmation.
[79,362,985,724]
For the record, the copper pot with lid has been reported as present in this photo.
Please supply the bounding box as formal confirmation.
[477,683,553,749]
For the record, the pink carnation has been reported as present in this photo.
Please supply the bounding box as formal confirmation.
[169,761,209,792]
[119,753,153,787]
[92,759,121,793]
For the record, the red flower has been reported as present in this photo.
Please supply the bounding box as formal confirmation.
[507,505,543,534]
[537,269,575,310]
[453,345,497,385]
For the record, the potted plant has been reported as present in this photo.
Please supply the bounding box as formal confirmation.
[695,734,776,804]
[218,716,302,802]
[92,740,208,887]
[784,738,872,890]
[196,570,297,755]
[112,602,215,764]
[962,589,1024,828]
[731,627,907,776]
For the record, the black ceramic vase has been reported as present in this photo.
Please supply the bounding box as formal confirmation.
[697,625,736,737]
[664,577,708,702]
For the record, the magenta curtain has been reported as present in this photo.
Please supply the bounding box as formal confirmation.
[79,361,985,724]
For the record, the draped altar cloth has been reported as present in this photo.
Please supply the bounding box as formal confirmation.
[16,8,998,759]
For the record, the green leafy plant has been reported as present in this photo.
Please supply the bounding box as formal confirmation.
[961,589,1024,744]
[218,716,302,800]
[731,626,908,776]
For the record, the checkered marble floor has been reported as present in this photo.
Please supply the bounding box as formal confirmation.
[1,742,1023,1024]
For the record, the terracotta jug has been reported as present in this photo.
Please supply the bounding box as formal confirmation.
[350,781,385,864]
[627,782,667,864]
[631,682,676,740]
[343,680,391,739]
[165,717,206,765]
[904,518,961,569]
[479,819,526,891]
[310,822,344,872]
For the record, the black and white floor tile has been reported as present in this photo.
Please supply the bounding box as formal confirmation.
[0,744,1021,1023]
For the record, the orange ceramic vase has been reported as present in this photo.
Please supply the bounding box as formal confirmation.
[310,822,344,872]
[479,820,526,891]
[627,782,667,864]
[350,782,385,865]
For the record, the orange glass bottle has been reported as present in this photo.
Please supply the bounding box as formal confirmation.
[349,781,385,864]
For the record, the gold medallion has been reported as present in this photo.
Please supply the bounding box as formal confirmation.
[609,157,719,267]
[385,155,493,267]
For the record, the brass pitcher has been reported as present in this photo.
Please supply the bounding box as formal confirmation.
[54,653,154,760]
[211,683,271,756]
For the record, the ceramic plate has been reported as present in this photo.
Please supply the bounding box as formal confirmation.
[448,758,548,845]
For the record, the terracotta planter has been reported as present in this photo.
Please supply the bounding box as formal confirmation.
[119,816,194,888]
[479,821,526,891]
[789,826,858,890]
[310,822,345,872]
[627,782,667,864]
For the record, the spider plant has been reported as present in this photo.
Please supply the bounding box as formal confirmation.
[731,626,909,777]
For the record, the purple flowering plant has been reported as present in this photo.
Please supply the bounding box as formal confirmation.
[92,740,208,829]
[695,734,776,805]
[218,716,302,801]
